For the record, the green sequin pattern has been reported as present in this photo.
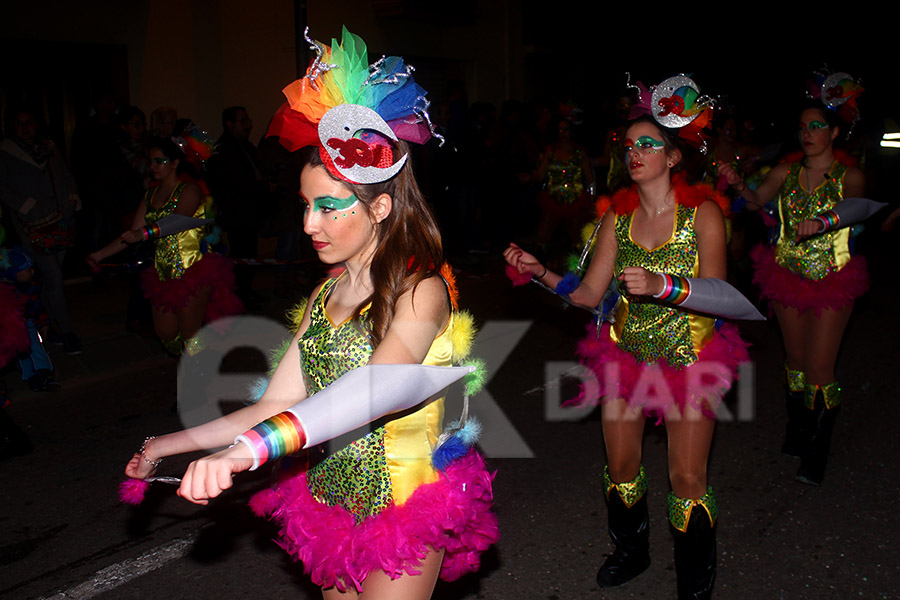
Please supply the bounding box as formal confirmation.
[668,487,717,532]
[300,280,393,521]
[775,162,848,280]
[603,465,647,508]
[546,148,585,204]
[803,380,841,410]
[785,364,806,393]
[614,204,703,367]
[145,183,187,280]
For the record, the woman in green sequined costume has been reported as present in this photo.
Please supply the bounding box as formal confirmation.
[88,138,239,355]
[129,144,497,598]
[506,116,742,598]
[721,105,866,486]
[534,117,596,246]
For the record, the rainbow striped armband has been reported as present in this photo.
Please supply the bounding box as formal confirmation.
[813,210,840,233]
[652,273,691,305]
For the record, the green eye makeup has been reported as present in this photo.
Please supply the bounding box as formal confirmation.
[623,136,665,154]
[310,194,360,212]
[635,136,665,149]
[800,120,829,131]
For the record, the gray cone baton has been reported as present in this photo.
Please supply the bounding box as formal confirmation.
[235,364,474,470]
[669,277,765,321]
[143,214,211,239]
[815,197,887,231]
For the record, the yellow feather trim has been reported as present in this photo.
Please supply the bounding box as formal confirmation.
[285,297,309,334]
[450,310,477,364]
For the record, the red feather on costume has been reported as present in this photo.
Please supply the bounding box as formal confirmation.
[780,150,858,168]
[600,174,730,218]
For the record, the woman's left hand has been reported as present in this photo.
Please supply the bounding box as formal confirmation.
[619,266,664,296]
[795,219,823,241]
[177,444,253,505]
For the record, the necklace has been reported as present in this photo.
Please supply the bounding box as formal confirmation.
[655,186,675,216]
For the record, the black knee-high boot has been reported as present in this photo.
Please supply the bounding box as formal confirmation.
[597,466,651,587]
[796,382,841,486]
[781,366,806,457]
[670,488,717,600]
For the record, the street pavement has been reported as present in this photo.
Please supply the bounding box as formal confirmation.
[1,239,898,599]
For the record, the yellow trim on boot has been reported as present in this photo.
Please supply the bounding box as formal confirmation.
[668,487,718,533]
[184,336,206,357]
[803,381,841,410]
[785,365,806,393]
[603,465,648,508]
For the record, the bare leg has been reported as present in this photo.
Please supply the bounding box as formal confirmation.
[773,302,806,372]
[802,305,852,385]
[151,305,179,342]
[176,285,213,342]
[601,397,646,483]
[321,549,444,600]
[665,404,716,499]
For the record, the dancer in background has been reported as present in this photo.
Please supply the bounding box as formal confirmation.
[720,73,868,486]
[88,136,240,355]
[506,76,750,599]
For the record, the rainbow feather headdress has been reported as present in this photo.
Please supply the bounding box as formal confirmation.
[266,27,440,184]
[627,74,715,153]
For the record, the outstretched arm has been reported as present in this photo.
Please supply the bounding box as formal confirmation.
[719,162,788,211]
[177,277,451,504]
[503,212,617,309]
[125,289,317,482]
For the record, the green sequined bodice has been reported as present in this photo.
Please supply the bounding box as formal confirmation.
[775,162,848,280]
[547,148,585,204]
[300,279,392,520]
[612,204,710,367]
[144,183,211,280]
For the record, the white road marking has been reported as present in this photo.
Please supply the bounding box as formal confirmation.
[40,534,197,599]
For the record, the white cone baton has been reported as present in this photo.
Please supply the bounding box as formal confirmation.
[664,277,765,321]
[236,364,474,470]
[816,197,887,231]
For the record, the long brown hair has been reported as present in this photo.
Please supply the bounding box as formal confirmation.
[304,143,444,346]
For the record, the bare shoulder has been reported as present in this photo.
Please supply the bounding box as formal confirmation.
[843,166,865,195]
[695,199,724,222]
[398,275,450,323]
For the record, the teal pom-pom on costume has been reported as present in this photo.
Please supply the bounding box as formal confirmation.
[248,376,269,403]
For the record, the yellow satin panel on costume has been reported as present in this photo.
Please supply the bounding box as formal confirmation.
[384,313,454,505]
[173,194,215,273]
[775,161,850,280]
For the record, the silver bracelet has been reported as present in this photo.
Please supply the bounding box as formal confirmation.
[140,436,162,468]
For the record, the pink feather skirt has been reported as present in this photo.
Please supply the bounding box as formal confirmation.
[249,450,499,593]
[572,322,749,420]
[141,253,242,322]
[751,245,868,315]
[0,284,29,366]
